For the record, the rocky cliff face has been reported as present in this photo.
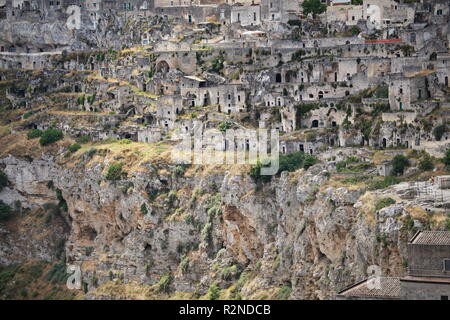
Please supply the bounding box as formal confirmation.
[0,140,418,300]
[0,13,172,52]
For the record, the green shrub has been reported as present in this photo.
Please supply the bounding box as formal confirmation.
[179,256,189,273]
[75,135,90,144]
[55,188,68,212]
[0,264,20,293]
[27,129,43,139]
[375,197,396,211]
[77,95,85,106]
[165,190,178,207]
[295,103,317,116]
[373,86,389,99]
[249,160,273,184]
[443,149,450,168]
[156,272,172,293]
[201,222,212,242]
[171,165,186,177]
[39,129,64,146]
[287,20,302,27]
[302,0,326,16]
[0,170,7,192]
[336,161,347,172]
[392,154,409,175]
[221,265,239,281]
[275,286,292,300]
[45,263,69,284]
[207,282,221,300]
[184,212,194,224]
[206,193,222,217]
[342,175,370,184]
[23,111,33,119]
[218,121,233,132]
[368,176,400,190]
[0,200,12,221]
[118,139,132,144]
[350,26,360,36]
[279,152,316,173]
[336,156,363,172]
[87,94,96,105]
[404,215,417,233]
[105,162,125,181]
[250,152,317,184]
[68,143,81,153]
[140,203,148,215]
[291,49,306,61]
[418,154,434,171]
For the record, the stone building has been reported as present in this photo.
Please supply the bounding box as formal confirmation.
[326,3,363,26]
[363,0,414,30]
[388,73,434,111]
[181,75,246,114]
[337,231,450,300]
[260,0,301,23]
[230,2,261,26]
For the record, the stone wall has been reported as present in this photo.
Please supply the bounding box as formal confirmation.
[401,280,450,300]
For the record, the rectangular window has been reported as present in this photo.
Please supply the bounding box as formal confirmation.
[444,259,450,271]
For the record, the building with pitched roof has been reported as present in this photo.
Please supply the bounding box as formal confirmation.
[337,231,450,300]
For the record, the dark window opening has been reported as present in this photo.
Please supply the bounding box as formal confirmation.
[275,73,282,83]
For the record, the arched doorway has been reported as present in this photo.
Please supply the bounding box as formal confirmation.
[156,60,170,73]
[312,120,319,128]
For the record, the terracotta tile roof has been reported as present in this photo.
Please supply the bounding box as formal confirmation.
[339,277,401,298]
[410,231,450,246]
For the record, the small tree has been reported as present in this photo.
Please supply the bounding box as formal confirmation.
[392,154,409,175]
[0,200,12,220]
[105,162,125,181]
[418,154,434,171]
[207,282,221,300]
[156,273,173,293]
[27,129,43,139]
[302,0,327,17]
[443,148,450,167]
[0,170,7,192]
[39,129,64,146]
[68,143,81,153]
